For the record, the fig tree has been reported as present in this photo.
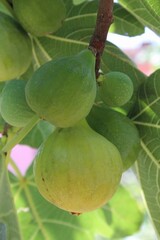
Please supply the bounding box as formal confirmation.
[0,80,35,127]
[34,120,123,214]
[0,12,32,81]
[99,71,134,107]
[87,106,140,171]
[13,0,66,36]
[25,49,97,128]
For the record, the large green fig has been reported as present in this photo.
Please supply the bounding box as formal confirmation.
[34,121,123,214]
[13,0,66,36]
[87,106,140,171]
[25,50,97,128]
[99,72,134,107]
[0,12,32,81]
[0,80,35,127]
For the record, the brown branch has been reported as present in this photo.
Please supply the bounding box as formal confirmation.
[2,123,12,137]
[89,0,114,79]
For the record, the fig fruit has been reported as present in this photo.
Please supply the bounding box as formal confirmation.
[0,80,35,127]
[99,72,133,107]
[34,120,123,214]
[13,0,66,36]
[0,12,32,81]
[25,50,96,128]
[87,106,140,171]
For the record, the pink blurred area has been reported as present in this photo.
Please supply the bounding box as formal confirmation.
[9,144,37,176]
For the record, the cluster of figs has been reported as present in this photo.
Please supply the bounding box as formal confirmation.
[0,0,140,214]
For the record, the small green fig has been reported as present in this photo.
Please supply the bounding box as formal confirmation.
[0,12,32,81]
[34,120,123,214]
[0,80,35,127]
[13,0,66,36]
[25,50,97,128]
[99,72,134,107]
[87,105,140,171]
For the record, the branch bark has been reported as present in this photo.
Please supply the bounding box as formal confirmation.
[89,0,114,79]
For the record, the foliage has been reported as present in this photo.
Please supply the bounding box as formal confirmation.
[0,0,160,239]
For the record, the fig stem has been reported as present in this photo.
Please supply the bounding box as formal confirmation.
[89,0,114,79]
[1,115,40,154]
[2,123,12,137]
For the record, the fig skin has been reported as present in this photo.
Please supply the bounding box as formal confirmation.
[0,80,35,127]
[13,0,66,36]
[99,72,134,107]
[87,105,140,171]
[25,50,97,128]
[0,12,32,82]
[34,121,123,214]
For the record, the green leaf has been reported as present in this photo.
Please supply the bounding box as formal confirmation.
[111,3,144,36]
[20,64,35,81]
[66,1,145,37]
[131,70,160,238]
[72,0,86,5]
[137,136,160,238]
[10,163,143,240]
[0,0,14,16]
[34,0,146,64]
[0,114,5,134]
[0,155,22,240]
[21,120,54,148]
[139,69,160,118]
[103,185,144,238]
[1,115,40,154]
[119,0,160,35]
[132,69,160,127]
[141,0,160,20]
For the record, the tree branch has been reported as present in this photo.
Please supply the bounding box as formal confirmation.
[89,0,114,79]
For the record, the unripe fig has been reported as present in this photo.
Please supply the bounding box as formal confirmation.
[87,106,140,171]
[0,80,35,127]
[99,72,133,107]
[25,50,96,128]
[34,121,123,214]
[0,12,32,81]
[13,0,66,36]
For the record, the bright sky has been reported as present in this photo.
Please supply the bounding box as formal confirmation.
[108,28,160,50]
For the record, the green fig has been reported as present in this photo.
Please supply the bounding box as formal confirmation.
[99,72,134,107]
[0,80,35,127]
[34,120,123,214]
[25,50,97,128]
[87,106,140,171]
[0,12,32,81]
[13,0,66,36]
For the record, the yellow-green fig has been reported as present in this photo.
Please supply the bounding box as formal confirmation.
[0,12,32,81]
[34,121,123,214]
[13,0,66,36]
[25,50,97,128]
